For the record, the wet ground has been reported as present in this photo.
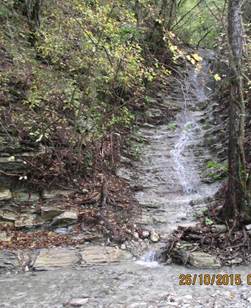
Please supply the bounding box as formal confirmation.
[1,263,251,307]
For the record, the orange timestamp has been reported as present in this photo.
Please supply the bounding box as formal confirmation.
[179,274,251,286]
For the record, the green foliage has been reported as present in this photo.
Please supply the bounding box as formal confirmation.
[167,122,177,130]
[205,217,214,226]
[175,0,226,48]
[0,0,173,188]
[207,160,228,181]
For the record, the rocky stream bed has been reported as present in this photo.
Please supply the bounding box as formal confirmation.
[1,51,251,307]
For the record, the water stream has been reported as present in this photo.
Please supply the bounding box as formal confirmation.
[1,51,250,308]
[136,56,217,265]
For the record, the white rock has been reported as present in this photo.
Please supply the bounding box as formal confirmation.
[142,230,150,238]
[81,189,89,195]
[68,298,89,306]
[121,244,126,250]
[133,232,139,239]
[0,188,12,201]
[150,231,160,243]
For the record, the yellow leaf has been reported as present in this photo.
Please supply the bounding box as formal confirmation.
[192,53,203,62]
[214,74,222,81]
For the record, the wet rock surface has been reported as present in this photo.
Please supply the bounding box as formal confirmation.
[1,263,251,307]
[0,52,243,307]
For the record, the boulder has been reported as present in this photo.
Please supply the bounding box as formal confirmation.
[80,245,131,265]
[34,248,80,271]
[51,211,78,227]
[188,251,221,268]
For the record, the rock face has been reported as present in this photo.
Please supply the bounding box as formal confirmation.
[41,206,64,221]
[34,248,80,271]
[15,214,42,228]
[80,246,131,265]
[0,244,133,273]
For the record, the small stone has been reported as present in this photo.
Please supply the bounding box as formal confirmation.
[212,224,227,233]
[183,295,193,301]
[245,224,251,231]
[121,244,126,250]
[247,297,251,303]
[68,298,89,307]
[51,211,78,227]
[54,227,70,235]
[150,231,160,243]
[0,188,12,201]
[81,189,89,195]
[0,231,12,242]
[227,257,243,265]
[188,252,221,268]
[142,230,150,239]
[134,232,139,239]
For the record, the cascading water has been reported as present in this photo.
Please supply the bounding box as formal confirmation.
[136,250,160,268]
[170,67,205,194]
[137,56,213,267]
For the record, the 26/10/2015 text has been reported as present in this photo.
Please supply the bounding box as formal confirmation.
[179,274,251,286]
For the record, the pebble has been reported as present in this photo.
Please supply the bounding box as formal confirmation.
[150,231,160,243]
[121,244,126,250]
[134,232,139,239]
[142,230,150,239]
[67,298,89,307]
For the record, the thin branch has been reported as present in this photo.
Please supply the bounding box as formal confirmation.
[196,28,212,48]
[170,0,204,31]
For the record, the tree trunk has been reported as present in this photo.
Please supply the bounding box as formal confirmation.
[160,0,177,30]
[14,0,42,29]
[223,0,247,223]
